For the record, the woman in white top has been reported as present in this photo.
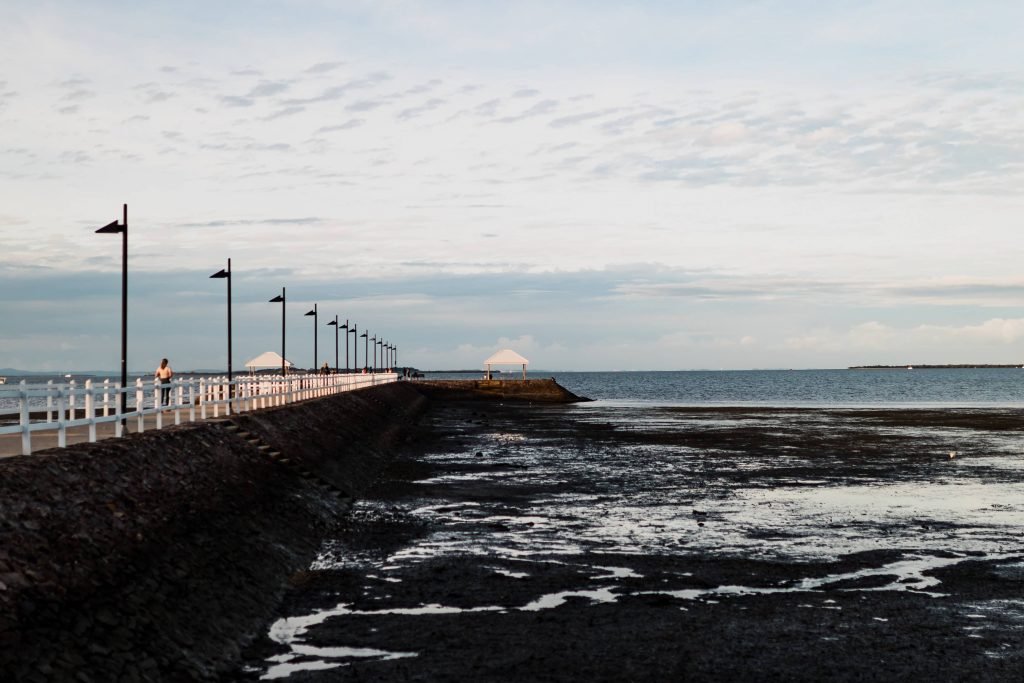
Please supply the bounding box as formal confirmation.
[155,358,174,405]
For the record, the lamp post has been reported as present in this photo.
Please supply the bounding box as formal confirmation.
[95,204,128,422]
[268,288,286,376]
[209,259,233,397]
[327,315,339,373]
[360,330,368,373]
[378,339,385,371]
[370,335,377,373]
[304,303,318,372]
[349,323,358,373]
[340,320,349,373]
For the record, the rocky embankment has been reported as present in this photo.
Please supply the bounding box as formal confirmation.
[0,382,427,682]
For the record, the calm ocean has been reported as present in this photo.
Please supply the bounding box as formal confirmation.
[425,368,1024,407]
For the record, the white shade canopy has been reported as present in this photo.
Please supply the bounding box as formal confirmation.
[484,349,529,366]
[244,351,293,370]
[483,349,530,379]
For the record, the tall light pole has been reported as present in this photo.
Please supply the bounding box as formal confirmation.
[371,335,377,373]
[209,259,232,390]
[340,320,349,373]
[360,330,368,372]
[304,303,318,371]
[327,316,339,373]
[378,339,385,371]
[269,288,286,376]
[349,323,358,373]
[95,204,128,421]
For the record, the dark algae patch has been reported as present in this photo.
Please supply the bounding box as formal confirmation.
[238,397,1024,681]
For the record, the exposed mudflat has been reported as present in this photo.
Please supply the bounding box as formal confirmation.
[237,402,1024,681]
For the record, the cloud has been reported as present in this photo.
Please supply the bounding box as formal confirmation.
[144,91,175,103]
[305,61,345,74]
[176,217,323,228]
[246,80,291,98]
[398,97,445,120]
[701,121,748,146]
[282,71,391,105]
[346,99,384,112]
[316,119,365,133]
[263,106,305,120]
[497,98,558,123]
[61,89,95,102]
[549,108,621,128]
[220,95,254,107]
[785,318,1024,359]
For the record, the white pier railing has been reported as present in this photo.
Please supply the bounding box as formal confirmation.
[0,372,398,456]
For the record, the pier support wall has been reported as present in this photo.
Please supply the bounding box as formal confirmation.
[0,382,426,682]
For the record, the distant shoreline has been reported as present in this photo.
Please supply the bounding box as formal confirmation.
[849,364,1023,369]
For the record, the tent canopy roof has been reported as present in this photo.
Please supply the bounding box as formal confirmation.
[244,351,293,369]
[484,349,529,366]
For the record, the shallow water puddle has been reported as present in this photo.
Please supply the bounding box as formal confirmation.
[262,605,419,679]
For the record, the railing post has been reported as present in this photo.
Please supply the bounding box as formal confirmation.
[155,380,164,430]
[115,382,123,438]
[136,378,146,433]
[175,380,182,425]
[200,378,207,420]
[86,379,97,443]
[57,386,67,448]
[46,379,54,423]
[189,378,196,422]
[19,380,31,455]
[103,378,110,417]
[68,379,76,422]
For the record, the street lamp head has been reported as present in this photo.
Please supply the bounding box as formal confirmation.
[327,320,337,327]
[209,269,229,279]
[304,309,316,317]
[360,331,367,339]
[269,295,284,303]
[95,220,124,234]
[340,323,348,330]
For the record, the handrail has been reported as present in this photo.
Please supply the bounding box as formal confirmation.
[0,372,399,456]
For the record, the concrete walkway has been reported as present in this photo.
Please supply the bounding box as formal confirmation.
[0,412,210,458]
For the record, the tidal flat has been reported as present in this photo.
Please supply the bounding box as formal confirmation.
[239,401,1024,681]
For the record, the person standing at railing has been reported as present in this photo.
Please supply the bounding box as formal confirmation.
[155,358,174,406]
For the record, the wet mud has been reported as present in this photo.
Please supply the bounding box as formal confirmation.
[237,402,1024,681]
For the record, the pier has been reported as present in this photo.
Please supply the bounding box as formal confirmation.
[0,372,398,457]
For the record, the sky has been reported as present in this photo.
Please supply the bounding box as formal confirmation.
[2,0,1024,372]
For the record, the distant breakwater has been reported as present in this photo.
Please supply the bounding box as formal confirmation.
[0,382,427,682]
[413,377,590,402]
[849,364,1024,369]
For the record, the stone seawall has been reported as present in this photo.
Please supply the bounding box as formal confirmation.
[0,382,427,682]
[413,378,588,402]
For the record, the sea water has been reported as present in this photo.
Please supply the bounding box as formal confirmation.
[426,368,1024,407]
